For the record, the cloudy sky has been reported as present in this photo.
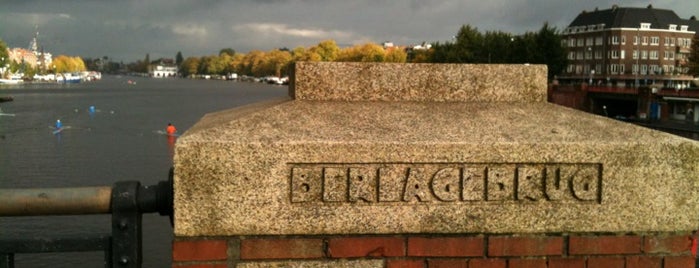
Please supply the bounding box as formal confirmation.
[1,0,697,62]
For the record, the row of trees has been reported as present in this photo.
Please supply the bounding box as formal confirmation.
[177,40,410,78]
[430,23,567,79]
[172,23,567,79]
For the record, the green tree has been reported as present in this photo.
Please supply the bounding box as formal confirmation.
[689,35,699,76]
[510,32,538,64]
[310,40,340,61]
[180,57,200,77]
[175,51,184,67]
[534,22,568,79]
[385,48,407,63]
[242,50,266,76]
[337,43,386,62]
[481,31,514,63]
[409,49,432,63]
[0,39,9,78]
[198,55,227,75]
[292,46,321,62]
[142,53,150,73]
[431,25,483,63]
[219,48,236,57]
[263,49,292,77]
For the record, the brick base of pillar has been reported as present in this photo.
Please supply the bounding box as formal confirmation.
[172,232,697,268]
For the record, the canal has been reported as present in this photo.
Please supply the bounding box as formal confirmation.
[0,76,287,267]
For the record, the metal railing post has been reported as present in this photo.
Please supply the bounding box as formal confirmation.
[111,181,142,267]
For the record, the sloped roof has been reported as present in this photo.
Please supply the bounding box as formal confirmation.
[568,5,698,32]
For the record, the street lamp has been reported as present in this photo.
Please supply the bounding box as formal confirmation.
[590,70,595,85]
[587,47,592,83]
[635,27,640,88]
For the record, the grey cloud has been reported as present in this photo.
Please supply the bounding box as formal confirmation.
[1,0,697,62]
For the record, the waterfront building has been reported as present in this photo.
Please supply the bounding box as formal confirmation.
[551,5,699,124]
[150,64,178,78]
[560,4,697,88]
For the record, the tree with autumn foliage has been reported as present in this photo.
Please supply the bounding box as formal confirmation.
[52,55,87,73]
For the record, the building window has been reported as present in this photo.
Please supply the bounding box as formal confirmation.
[664,51,675,60]
[568,51,575,60]
[641,50,648,59]
[641,65,648,75]
[649,50,658,60]
[586,37,593,46]
[632,64,638,74]
[585,50,592,59]
[642,36,648,45]
[650,37,659,45]
[670,37,675,46]
[633,50,638,59]
[611,36,620,44]
[595,50,603,59]
[669,24,677,31]
[681,25,688,31]
[610,64,622,74]
[610,50,620,59]
[621,35,626,45]
[567,64,574,73]
[633,36,639,45]
[577,38,584,47]
[640,23,651,29]
[576,51,583,60]
[621,50,625,59]
[664,37,670,46]
[568,38,576,47]
[596,36,603,46]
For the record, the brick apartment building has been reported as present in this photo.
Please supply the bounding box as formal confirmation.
[551,5,699,124]
[560,4,697,88]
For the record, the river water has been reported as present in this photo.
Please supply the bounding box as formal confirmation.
[0,76,287,267]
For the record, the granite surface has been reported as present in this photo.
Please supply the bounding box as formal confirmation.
[291,62,547,102]
[173,62,699,236]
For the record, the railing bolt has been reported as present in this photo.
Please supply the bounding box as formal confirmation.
[119,256,129,265]
[119,219,128,230]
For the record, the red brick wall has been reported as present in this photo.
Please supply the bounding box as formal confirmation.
[172,233,696,268]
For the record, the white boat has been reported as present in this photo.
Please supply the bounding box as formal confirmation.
[0,78,23,84]
[59,73,82,84]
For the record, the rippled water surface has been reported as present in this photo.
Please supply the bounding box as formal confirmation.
[0,76,287,267]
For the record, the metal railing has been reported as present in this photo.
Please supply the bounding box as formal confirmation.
[0,169,173,268]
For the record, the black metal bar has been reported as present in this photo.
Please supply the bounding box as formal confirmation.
[0,187,112,216]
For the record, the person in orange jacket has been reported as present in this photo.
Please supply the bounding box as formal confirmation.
[166,123,177,136]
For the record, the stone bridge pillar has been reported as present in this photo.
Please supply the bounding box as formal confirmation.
[172,62,699,268]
